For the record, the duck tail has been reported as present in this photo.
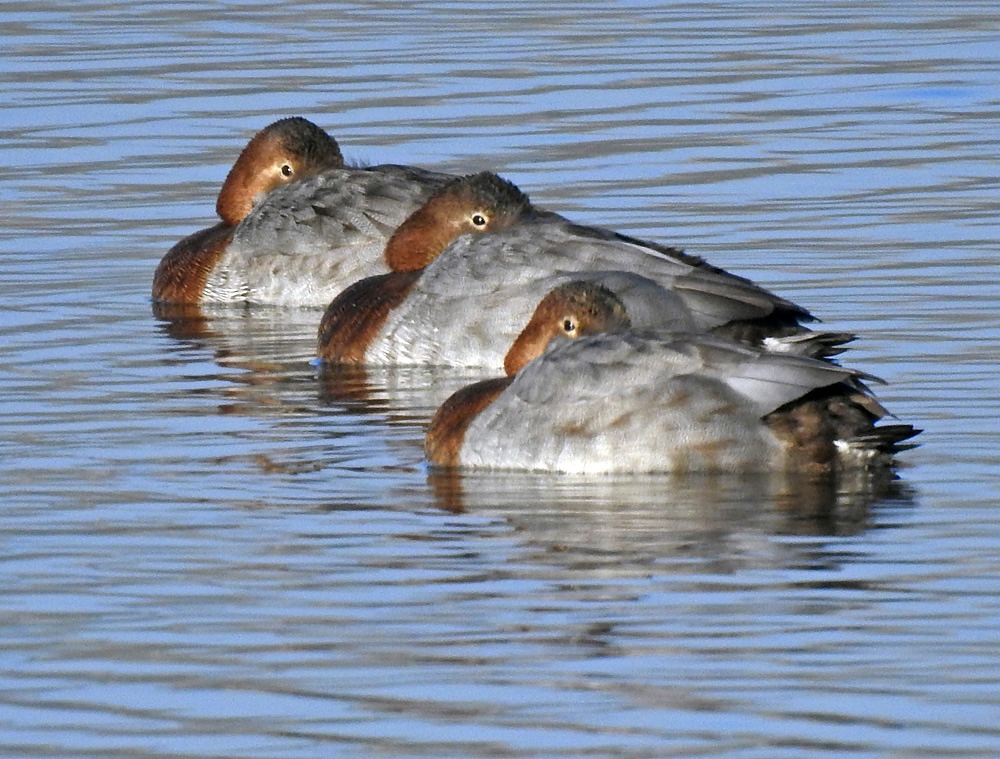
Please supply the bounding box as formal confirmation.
[841,423,922,458]
[763,330,857,359]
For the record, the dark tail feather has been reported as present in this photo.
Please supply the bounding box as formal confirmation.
[848,424,922,455]
[765,330,858,360]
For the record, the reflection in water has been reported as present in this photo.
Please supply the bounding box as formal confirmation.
[429,467,916,573]
[153,304,476,424]
[151,299,220,342]
[318,362,484,424]
[152,299,321,357]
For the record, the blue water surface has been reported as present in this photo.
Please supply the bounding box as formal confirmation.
[2,3,999,758]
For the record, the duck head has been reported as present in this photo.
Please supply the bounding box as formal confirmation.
[503,281,632,375]
[215,117,344,225]
[384,171,532,272]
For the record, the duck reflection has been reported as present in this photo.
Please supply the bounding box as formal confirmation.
[317,361,484,422]
[152,300,319,357]
[154,299,474,418]
[152,301,325,418]
[427,466,915,574]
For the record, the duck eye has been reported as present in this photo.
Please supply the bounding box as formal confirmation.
[471,213,488,227]
[562,318,577,335]
[280,164,294,177]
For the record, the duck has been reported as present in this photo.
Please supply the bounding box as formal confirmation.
[425,281,918,474]
[318,171,851,371]
[152,117,453,306]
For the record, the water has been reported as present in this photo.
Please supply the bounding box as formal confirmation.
[2,2,999,757]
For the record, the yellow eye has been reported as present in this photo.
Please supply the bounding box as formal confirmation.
[281,164,294,177]
[562,317,577,335]
[471,213,488,227]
